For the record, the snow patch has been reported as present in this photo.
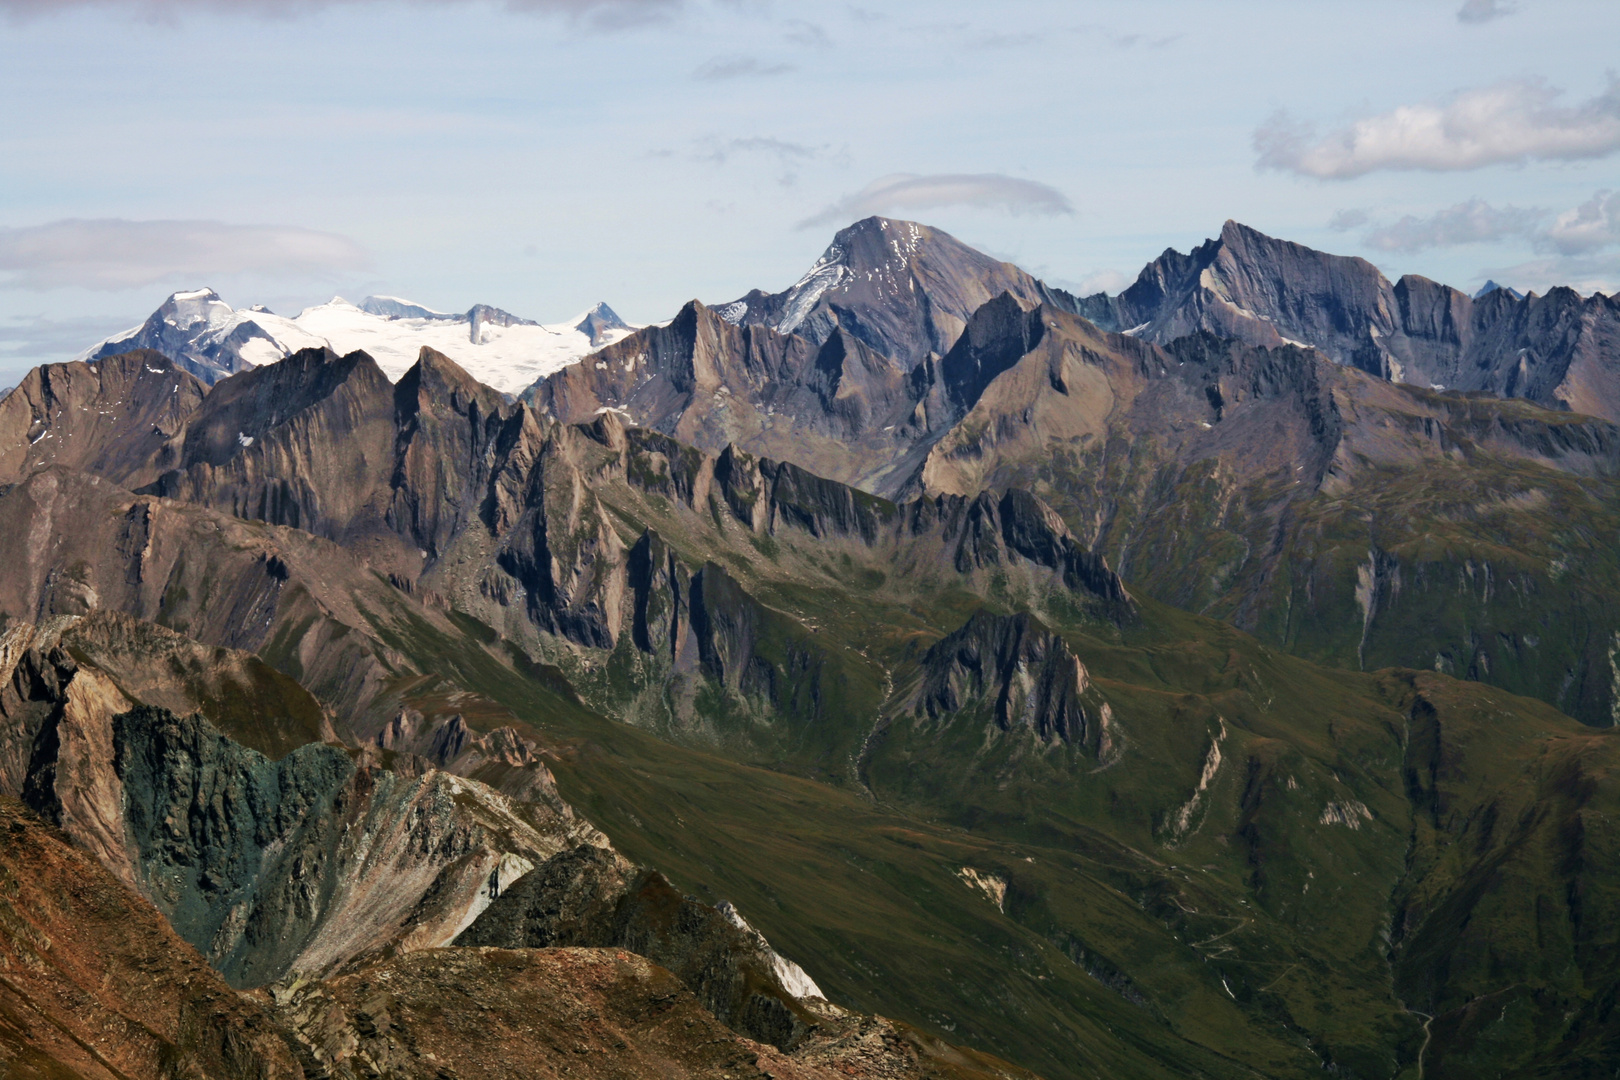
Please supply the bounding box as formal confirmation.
[777,243,851,336]
[957,866,1008,911]
[715,901,825,1001]
[237,432,254,448]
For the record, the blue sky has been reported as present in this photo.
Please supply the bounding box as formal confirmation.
[2,0,1618,383]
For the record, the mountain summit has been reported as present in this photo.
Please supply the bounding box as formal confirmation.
[714,216,1081,370]
[1103,219,1620,420]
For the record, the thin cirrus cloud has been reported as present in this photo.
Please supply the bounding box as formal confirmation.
[693,137,822,165]
[0,0,680,26]
[1255,76,1620,179]
[0,219,370,291]
[798,173,1074,230]
[692,56,795,81]
[1456,0,1515,24]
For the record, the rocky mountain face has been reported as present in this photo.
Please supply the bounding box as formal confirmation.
[538,261,1620,725]
[0,606,1035,1080]
[84,288,278,383]
[280,946,1035,1080]
[0,349,205,488]
[1107,219,1620,422]
[910,610,1115,758]
[714,217,1087,372]
[457,842,822,1049]
[6,214,1620,1079]
[909,301,1620,724]
[0,615,599,986]
[0,734,1021,1080]
[527,299,930,492]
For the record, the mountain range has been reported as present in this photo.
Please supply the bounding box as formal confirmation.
[78,287,636,393]
[0,216,1616,1079]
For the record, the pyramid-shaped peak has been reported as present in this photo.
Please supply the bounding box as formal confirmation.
[1474,279,1525,301]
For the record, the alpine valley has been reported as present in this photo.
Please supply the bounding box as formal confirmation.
[1,216,1618,1080]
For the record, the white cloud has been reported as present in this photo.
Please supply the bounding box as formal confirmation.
[798,173,1073,229]
[0,219,369,291]
[1061,269,1131,296]
[1255,76,1620,178]
[1541,190,1620,254]
[1363,198,1543,252]
[1456,0,1515,24]
[1478,253,1620,297]
[1347,190,1620,259]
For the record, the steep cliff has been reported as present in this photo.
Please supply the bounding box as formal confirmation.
[0,616,601,988]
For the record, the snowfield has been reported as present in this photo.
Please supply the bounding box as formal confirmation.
[81,290,637,396]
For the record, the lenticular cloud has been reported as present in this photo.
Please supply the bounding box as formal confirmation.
[0,219,368,291]
[1256,76,1620,179]
[798,174,1073,230]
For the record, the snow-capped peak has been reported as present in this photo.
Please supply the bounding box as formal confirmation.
[81,288,642,395]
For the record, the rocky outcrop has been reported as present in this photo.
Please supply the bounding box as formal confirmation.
[389,346,523,560]
[913,611,1116,758]
[144,345,403,559]
[457,843,822,1050]
[529,299,927,493]
[109,703,589,987]
[278,945,1037,1080]
[910,490,1132,613]
[0,617,600,988]
[0,466,428,723]
[55,609,335,758]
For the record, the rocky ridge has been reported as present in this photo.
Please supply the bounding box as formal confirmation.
[1105,219,1620,422]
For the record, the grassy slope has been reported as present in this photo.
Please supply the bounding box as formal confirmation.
[335,468,1620,1080]
[1002,432,1620,727]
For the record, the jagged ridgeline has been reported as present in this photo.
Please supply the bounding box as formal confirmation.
[0,215,1618,1079]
